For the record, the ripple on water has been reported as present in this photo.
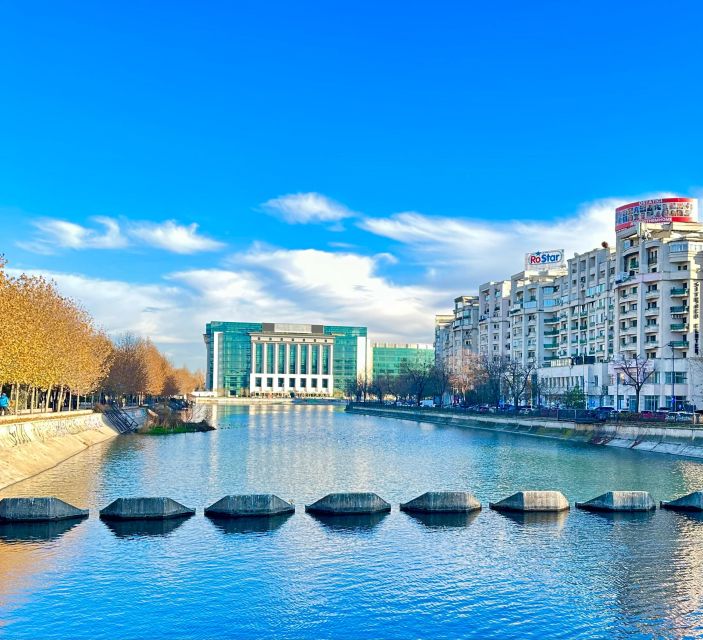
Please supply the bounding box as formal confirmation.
[1,405,703,638]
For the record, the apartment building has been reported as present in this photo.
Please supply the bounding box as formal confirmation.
[437,197,703,410]
[433,296,480,373]
[477,280,511,360]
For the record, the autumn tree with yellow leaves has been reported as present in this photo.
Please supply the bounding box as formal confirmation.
[0,258,203,413]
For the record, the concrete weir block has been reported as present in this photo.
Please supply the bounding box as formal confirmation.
[489,491,569,512]
[0,497,88,522]
[576,491,656,512]
[305,492,391,515]
[400,491,481,513]
[661,490,703,512]
[99,497,195,521]
[205,494,295,518]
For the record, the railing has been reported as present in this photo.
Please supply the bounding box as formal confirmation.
[670,341,690,348]
[671,288,688,296]
[670,323,687,331]
[104,404,138,434]
[670,306,688,313]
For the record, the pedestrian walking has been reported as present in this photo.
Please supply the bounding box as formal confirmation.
[0,392,9,416]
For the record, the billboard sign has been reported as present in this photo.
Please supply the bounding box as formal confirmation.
[615,197,697,231]
[525,249,565,271]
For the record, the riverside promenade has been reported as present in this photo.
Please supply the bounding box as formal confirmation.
[346,403,703,460]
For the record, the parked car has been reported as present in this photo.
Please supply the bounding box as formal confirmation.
[420,399,435,408]
[593,406,615,421]
[667,411,695,423]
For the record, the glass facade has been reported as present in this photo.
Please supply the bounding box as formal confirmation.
[324,325,368,394]
[205,321,263,395]
[372,344,435,380]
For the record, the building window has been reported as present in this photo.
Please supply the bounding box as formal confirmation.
[300,379,307,388]
[255,343,263,374]
[289,346,297,374]
[665,372,687,384]
[255,377,262,387]
[312,379,318,389]
[644,396,658,411]
[289,378,296,387]
[678,264,689,271]
[300,346,308,374]
[278,346,285,374]
[322,379,328,389]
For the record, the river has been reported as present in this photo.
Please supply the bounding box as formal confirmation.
[2,404,703,639]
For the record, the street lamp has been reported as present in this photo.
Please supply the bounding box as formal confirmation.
[667,341,676,412]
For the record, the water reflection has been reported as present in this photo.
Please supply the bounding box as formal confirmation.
[102,516,192,538]
[494,510,569,529]
[207,512,293,535]
[309,511,389,532]
[0,519,85,543]
[579,510,657,525]
[404,510,480,529]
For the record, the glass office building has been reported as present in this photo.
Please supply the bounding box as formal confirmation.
[204,321,368,397]
[371,343,434,380]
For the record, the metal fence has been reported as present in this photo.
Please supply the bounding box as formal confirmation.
[347,402,700,426]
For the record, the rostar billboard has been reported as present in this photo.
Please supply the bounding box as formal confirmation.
[615,197,697,231]
[525,249,565,271]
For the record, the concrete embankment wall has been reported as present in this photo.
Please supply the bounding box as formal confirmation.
[0,408,147,490]
[347,405,703,460]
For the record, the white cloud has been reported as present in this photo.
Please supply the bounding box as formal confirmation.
[260,192,356,224]
[18,217,225,255]
[18,216,127,253]
[358,193,677,290]
[128,220,225,254]
[9,244,446,367]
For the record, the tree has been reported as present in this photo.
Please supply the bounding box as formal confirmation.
[502,360,535,410]
[432,360,452,407]
[477,356,508,408]
[561,386,586,409]
[346,375,369,402]
[613,354,654,413]
[400,360,435,406]
[450,353,482,406]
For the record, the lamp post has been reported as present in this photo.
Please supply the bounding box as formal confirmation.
[667,341,676,412]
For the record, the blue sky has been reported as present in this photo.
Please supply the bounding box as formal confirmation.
[2,1,702,368]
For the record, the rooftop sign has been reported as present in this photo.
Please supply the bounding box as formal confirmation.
[615,197,697,231]
[525,249,565,271]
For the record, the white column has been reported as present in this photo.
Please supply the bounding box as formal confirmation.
[274,343,279,378]
[251,340,257,375]
[262,343,268,375]
[308,344,313,378]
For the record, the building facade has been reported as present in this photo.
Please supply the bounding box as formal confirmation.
[436,197,703,410]
[433,296,480,375]
[204,322,368,397]
[371,343,434,379]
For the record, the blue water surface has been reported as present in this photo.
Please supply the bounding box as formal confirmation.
[2,405,703,639]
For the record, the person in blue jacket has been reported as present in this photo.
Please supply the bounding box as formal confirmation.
[0,392,9,415]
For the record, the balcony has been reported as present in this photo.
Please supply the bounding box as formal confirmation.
[670,306,688,314]
[670,323,687,332]
[644,306,659,315]
[544,316,559,324]
[645,290,659,297]
[670,341,689,349]
[544,342,559,349]
[543,329,559,336]
[671,287,688,296]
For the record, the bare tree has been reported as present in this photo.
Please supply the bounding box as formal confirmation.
[502,360,535,410]
[613,354,654,413]
[400,360,435,406]
[346,375,369,402]
[370,373,397,404]
[478,355,508,408]
[450,353,482,406]
[432,360,452,407]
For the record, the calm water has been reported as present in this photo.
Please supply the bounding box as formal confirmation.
[3,405,703,639]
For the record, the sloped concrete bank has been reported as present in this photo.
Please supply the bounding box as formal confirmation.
[0,408,147,490]
[346,405,703,460]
